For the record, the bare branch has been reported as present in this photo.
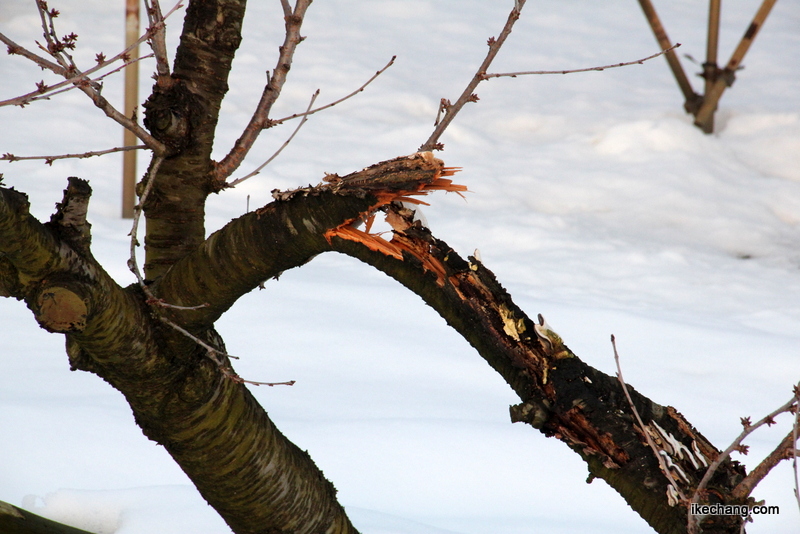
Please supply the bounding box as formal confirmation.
[126,157,285,386]
[35,1,78,73]
[0,32,66,75]
[212,0,313,182]
[157,316,296,387]
[731,429,797,501]
[690,382,800,528]
[482,43,681,79]
[1,144,146,165]
[419,0,527,152]
[0,53,154,108]
[127,156,164,289]
[612,336,688,502]
[227,89,319,187]
[280,0,292,19]
[127,156,207,311]
[0,2,182,155]
[270,56,396,125]
[142,0,178,87]
[75,80,168,155]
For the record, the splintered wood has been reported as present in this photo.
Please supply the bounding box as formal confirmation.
[322,151,465,282]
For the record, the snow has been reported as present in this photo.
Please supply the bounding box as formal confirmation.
[1,0,800,532]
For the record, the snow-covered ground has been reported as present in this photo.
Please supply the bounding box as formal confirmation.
[2,0,800,532]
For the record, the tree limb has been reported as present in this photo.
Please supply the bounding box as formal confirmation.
[213,0,313,182]
[226,88,320,187]
[0,499,96,534]
[153,152,451,332]
[2,178,359,534]
[731,429,797,502]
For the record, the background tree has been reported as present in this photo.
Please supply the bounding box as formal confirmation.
[1,1,799,533]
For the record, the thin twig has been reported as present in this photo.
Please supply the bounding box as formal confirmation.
[35,1,77,73]
[731,429,797,501]
[0,32,66,75]
[612,335,687,502]
[127,157,206,311]
[127,156,164,290]
[270,56,396,125]
[482,43,681,78]
[127,159,288,386]
[213,0,313,182]
[690,386,799,515]
[157,316,295,387]
[1,1,178,155]
[0,53,154,108]
[227,89,319,187]
[419,0,527,152]
[1,144,146,165]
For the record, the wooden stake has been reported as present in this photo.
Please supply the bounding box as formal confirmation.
[694,0,777,132]
[636,0,701,113]
[122,0,140,219]
[699,0,722,133]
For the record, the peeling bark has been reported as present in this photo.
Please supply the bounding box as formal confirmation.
[322,197,750,534]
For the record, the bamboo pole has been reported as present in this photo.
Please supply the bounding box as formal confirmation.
[636,0,701,113]
[694,0,778,131]
[698,0,722,133]
[122,0,140,219]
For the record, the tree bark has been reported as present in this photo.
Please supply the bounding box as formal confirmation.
[0,179,361,534]
[0,0,771,531]
[321,197,750,534]
[0,499,96,534]
[142,0,248,280]
[1,149,761,533]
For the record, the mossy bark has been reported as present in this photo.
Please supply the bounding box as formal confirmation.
[0,500,96,534]
[1,182,362,534]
